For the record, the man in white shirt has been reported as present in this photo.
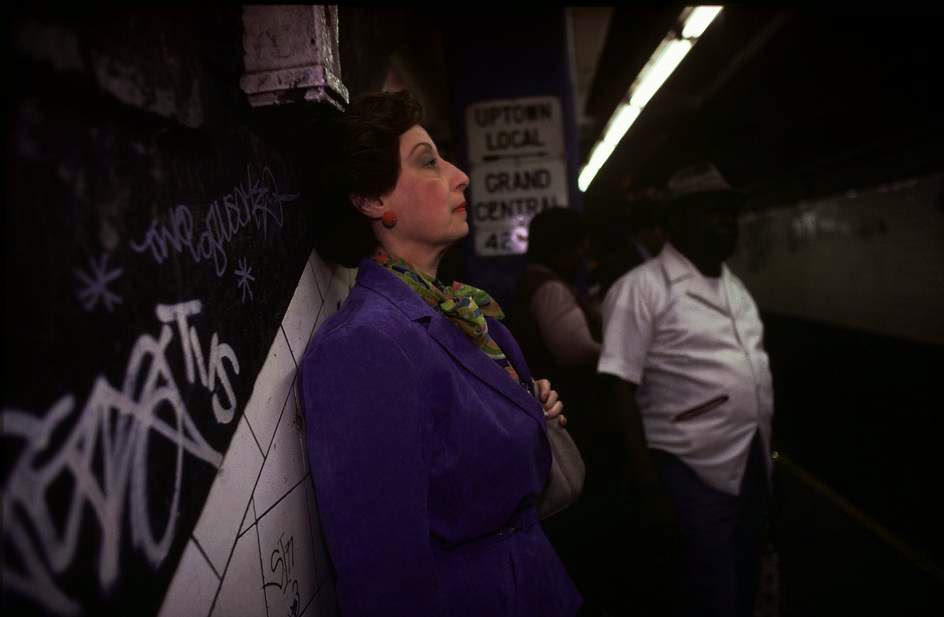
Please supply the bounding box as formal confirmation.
[598,163,773,617]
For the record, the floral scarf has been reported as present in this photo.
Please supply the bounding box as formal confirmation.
[373,249,527,389]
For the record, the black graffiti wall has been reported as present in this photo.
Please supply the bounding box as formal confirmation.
[3,10,326,616]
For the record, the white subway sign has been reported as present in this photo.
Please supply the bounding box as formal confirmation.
[471,158,568,256]
[466,96,564,163]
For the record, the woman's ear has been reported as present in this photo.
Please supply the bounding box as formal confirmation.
[350,194,384,218]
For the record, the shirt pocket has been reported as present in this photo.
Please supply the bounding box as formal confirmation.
[671,394,730,424]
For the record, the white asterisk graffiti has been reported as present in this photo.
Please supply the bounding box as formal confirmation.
[235,257,255,303]
[74,253,124,312]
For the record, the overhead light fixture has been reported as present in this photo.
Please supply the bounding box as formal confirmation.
[578,104,637,191]
[628,38,693,110]
[682,6,724,39]
[578,5,723,192]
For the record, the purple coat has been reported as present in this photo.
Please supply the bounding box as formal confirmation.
[299,258,582,616]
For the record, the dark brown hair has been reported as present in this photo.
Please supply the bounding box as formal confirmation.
[314,90,424,267]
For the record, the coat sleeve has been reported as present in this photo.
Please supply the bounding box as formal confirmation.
[299,323,445,616]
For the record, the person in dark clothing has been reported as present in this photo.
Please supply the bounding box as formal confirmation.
[589,194,666,304]
[507,207,629,617]
[509,207,601,389]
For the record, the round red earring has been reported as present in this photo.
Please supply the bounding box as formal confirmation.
[382,210,398,229]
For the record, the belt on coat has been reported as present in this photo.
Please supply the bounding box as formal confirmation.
[433,506,541,550]
[495,506,539,539]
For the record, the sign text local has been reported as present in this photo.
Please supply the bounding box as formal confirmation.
[471,159,568,256]
[466,96,564,163]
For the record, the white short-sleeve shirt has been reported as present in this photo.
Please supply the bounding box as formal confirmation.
[598,242,774,495]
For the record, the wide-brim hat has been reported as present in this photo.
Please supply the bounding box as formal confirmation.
[666,162,745,209]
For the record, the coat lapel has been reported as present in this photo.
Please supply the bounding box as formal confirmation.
[357,258,541,419]
[427,314,540,418]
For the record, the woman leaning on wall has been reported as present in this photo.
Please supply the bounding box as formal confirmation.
[298,90,583,616]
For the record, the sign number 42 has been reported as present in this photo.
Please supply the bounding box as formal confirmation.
[478,226,529,256]
[483,231,513,252]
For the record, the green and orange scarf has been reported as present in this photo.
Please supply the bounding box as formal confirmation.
[373,249,526,388]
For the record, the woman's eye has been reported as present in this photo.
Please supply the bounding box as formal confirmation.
[424,158,438,168]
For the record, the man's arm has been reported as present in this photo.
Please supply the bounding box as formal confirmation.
[597,269,682,575]
[601,375,661,490]
[602,374,681,566]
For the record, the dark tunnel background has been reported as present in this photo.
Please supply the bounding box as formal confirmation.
[581,8,944,614]
[581,8,944,613]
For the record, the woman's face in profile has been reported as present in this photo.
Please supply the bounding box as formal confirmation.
[382,125,470,249]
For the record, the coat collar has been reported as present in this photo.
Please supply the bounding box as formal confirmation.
[355,257,438,322]
[355,258,541,419]
[658,242,733,316]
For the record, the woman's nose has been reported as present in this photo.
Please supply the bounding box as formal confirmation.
[451,162,470,192]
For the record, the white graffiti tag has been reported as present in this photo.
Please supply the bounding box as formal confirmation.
[129,165,300,277]
[1,300,239,615]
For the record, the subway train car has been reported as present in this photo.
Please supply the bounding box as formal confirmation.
[4,6,942,617]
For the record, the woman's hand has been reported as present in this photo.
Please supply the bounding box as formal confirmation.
[535,379,566,427]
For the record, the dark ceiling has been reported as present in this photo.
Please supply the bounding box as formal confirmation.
[339,7,943,216]
[581,7,944,214]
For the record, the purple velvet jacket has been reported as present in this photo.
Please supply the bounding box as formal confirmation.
[299,258,582,617]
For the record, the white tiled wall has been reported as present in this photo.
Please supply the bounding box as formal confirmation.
[728,172,944,344]
[159,540,221,617]
[158,249,356,617]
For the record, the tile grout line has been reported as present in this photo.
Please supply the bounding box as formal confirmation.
[236,517,258,542]
[254,474,311,525]
[281,323,300,370]
[244,413,265,458]
[285,284,328,371]
[191,534,222,581]
[207,422,273,617]
[307,268,339,351]
[263,369,294,462]
[254,498,272,617]
[298,583,317,617]
[279,324,300,406]
[235,476,259,542]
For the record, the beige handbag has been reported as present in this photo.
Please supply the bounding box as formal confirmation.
[537,417,587,519]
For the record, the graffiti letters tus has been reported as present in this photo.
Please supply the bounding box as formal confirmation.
[1,300,239,616]
[263,532,301,617]
[130,165,300,277]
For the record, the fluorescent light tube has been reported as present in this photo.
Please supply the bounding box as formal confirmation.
[578,5,723,192]
[601,103,641,148]
[577,168,596,192]
[578,140,616,191]
[628,38,692,109]
[682,6,723,39]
